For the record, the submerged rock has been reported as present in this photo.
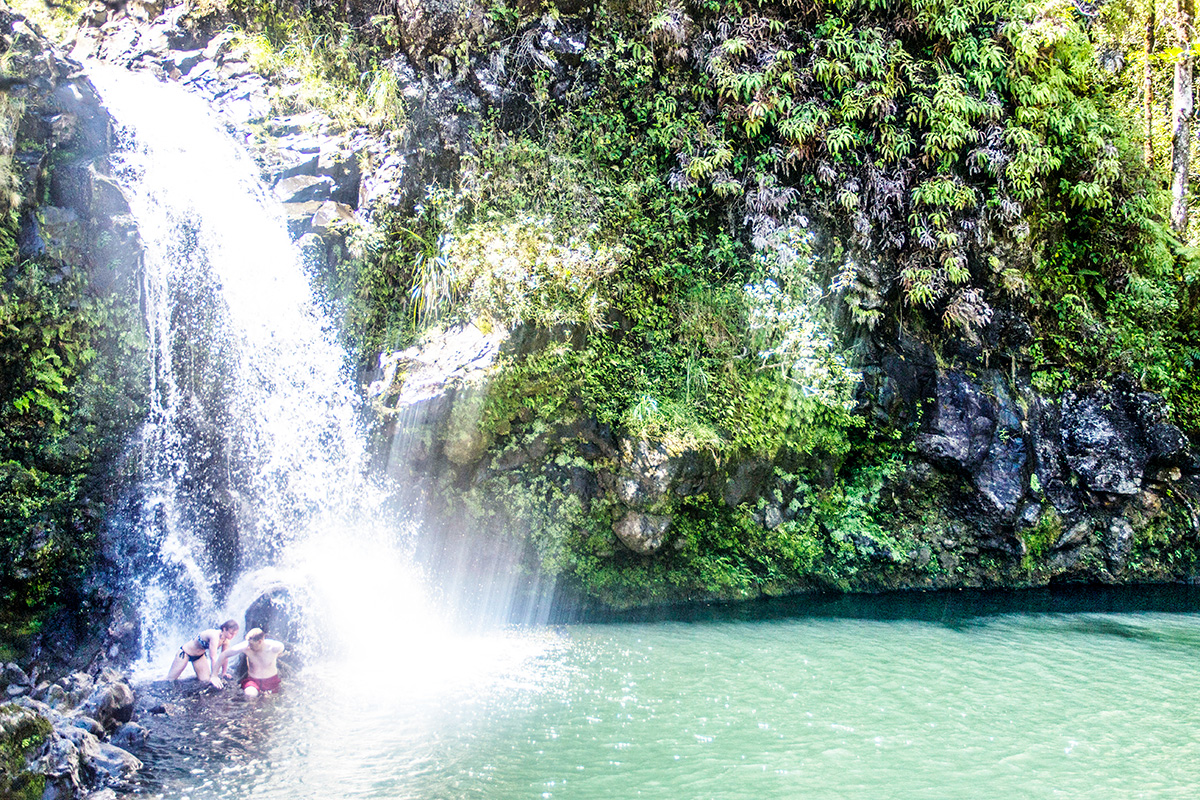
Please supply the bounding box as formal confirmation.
[109,721,148,750]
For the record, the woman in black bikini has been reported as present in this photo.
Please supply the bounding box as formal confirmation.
[166,620,239,683]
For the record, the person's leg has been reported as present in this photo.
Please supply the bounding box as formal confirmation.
[243,684,259,698]
[166,650,188,680]
[194,658,212,682]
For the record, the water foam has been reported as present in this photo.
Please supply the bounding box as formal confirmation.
[87,65,429,678]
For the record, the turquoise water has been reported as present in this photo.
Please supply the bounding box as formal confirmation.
[136,592,1200,800]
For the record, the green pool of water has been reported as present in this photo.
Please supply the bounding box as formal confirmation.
[137,589,1200,800]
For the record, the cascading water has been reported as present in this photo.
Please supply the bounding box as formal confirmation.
[65,60,1200,800]
[87,64,434,672]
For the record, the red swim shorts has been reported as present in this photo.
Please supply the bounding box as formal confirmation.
[240,674,282,693]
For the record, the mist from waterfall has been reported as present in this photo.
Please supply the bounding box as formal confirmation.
[87,64,439,675]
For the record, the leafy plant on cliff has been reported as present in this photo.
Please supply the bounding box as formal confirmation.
[226,10,406,130]
[0,232,146,634]
[305,0,1200,604]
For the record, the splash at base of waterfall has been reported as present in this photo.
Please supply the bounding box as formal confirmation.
[86,62,435,679]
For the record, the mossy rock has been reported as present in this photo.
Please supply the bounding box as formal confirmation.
[0,703,51,800]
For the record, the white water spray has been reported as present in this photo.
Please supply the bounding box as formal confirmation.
[87,65,450,678]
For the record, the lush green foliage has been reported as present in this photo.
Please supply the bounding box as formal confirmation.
[177,0,408,130]
[0,213,146,636]
[635,0,1127,328]
[11,0,1197,612]
[313,0,1200,602]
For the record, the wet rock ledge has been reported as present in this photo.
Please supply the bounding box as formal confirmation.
[0,667,142,799]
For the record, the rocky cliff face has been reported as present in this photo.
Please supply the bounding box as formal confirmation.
[1,2,147,661]
[21,0,1200,615]
[3,4,137,284]
[376,323,1200,609]
[1,7,144,769]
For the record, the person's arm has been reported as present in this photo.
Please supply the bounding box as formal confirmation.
[205,631,221,676]
[211,642,247,688]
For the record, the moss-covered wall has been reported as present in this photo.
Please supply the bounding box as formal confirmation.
[9,0,1200,619]
[0,4,147,646]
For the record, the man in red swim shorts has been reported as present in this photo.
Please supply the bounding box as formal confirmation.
[212,628,285,697]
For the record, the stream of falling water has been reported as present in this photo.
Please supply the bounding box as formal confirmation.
[86,64,461,677]
[75,62,1200,800]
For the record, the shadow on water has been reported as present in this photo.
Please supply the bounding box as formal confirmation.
[567,582,1200,628]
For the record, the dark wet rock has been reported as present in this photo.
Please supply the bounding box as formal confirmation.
[297,232,327,274]
[613,511,672,555]
[0,667,144,795]
[1060,377,1189,497]
[58,672,95,704]
[1104,517,1134,570]
[977,531,1025,558]
[763,503,784,530]
[842,530,901,561]
[0,2,141,286]
[89,741,142,781]
[53,724,141,785]
[470,14,597,120]
[916,371,997,474]
[0,699,133,800]
[369,324,508,479]
[80,678,134,731]
[1061,385,1146,495]
[1028,395,1078,516]
[70,715,106,738]
[104,607,141,664]
[1015,501,1042,530]
[1053,520,1092,552]
[602,439,715,512]
[970,376,1028,518]
[1132,391,1190,469]
[1,662,32,690]
[245,587,301,649]
[39,736,86,799]
[975,431,1028,518]
[109,721,149,750]
[722,460,773,507]
[392,0,482,67]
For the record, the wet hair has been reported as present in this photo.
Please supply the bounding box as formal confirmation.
[246,628,265,643]
[220,619,239,632]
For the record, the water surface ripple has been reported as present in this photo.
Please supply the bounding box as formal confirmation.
[135,603,1200,800]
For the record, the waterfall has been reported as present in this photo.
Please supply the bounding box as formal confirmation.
[88,65,431,673]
